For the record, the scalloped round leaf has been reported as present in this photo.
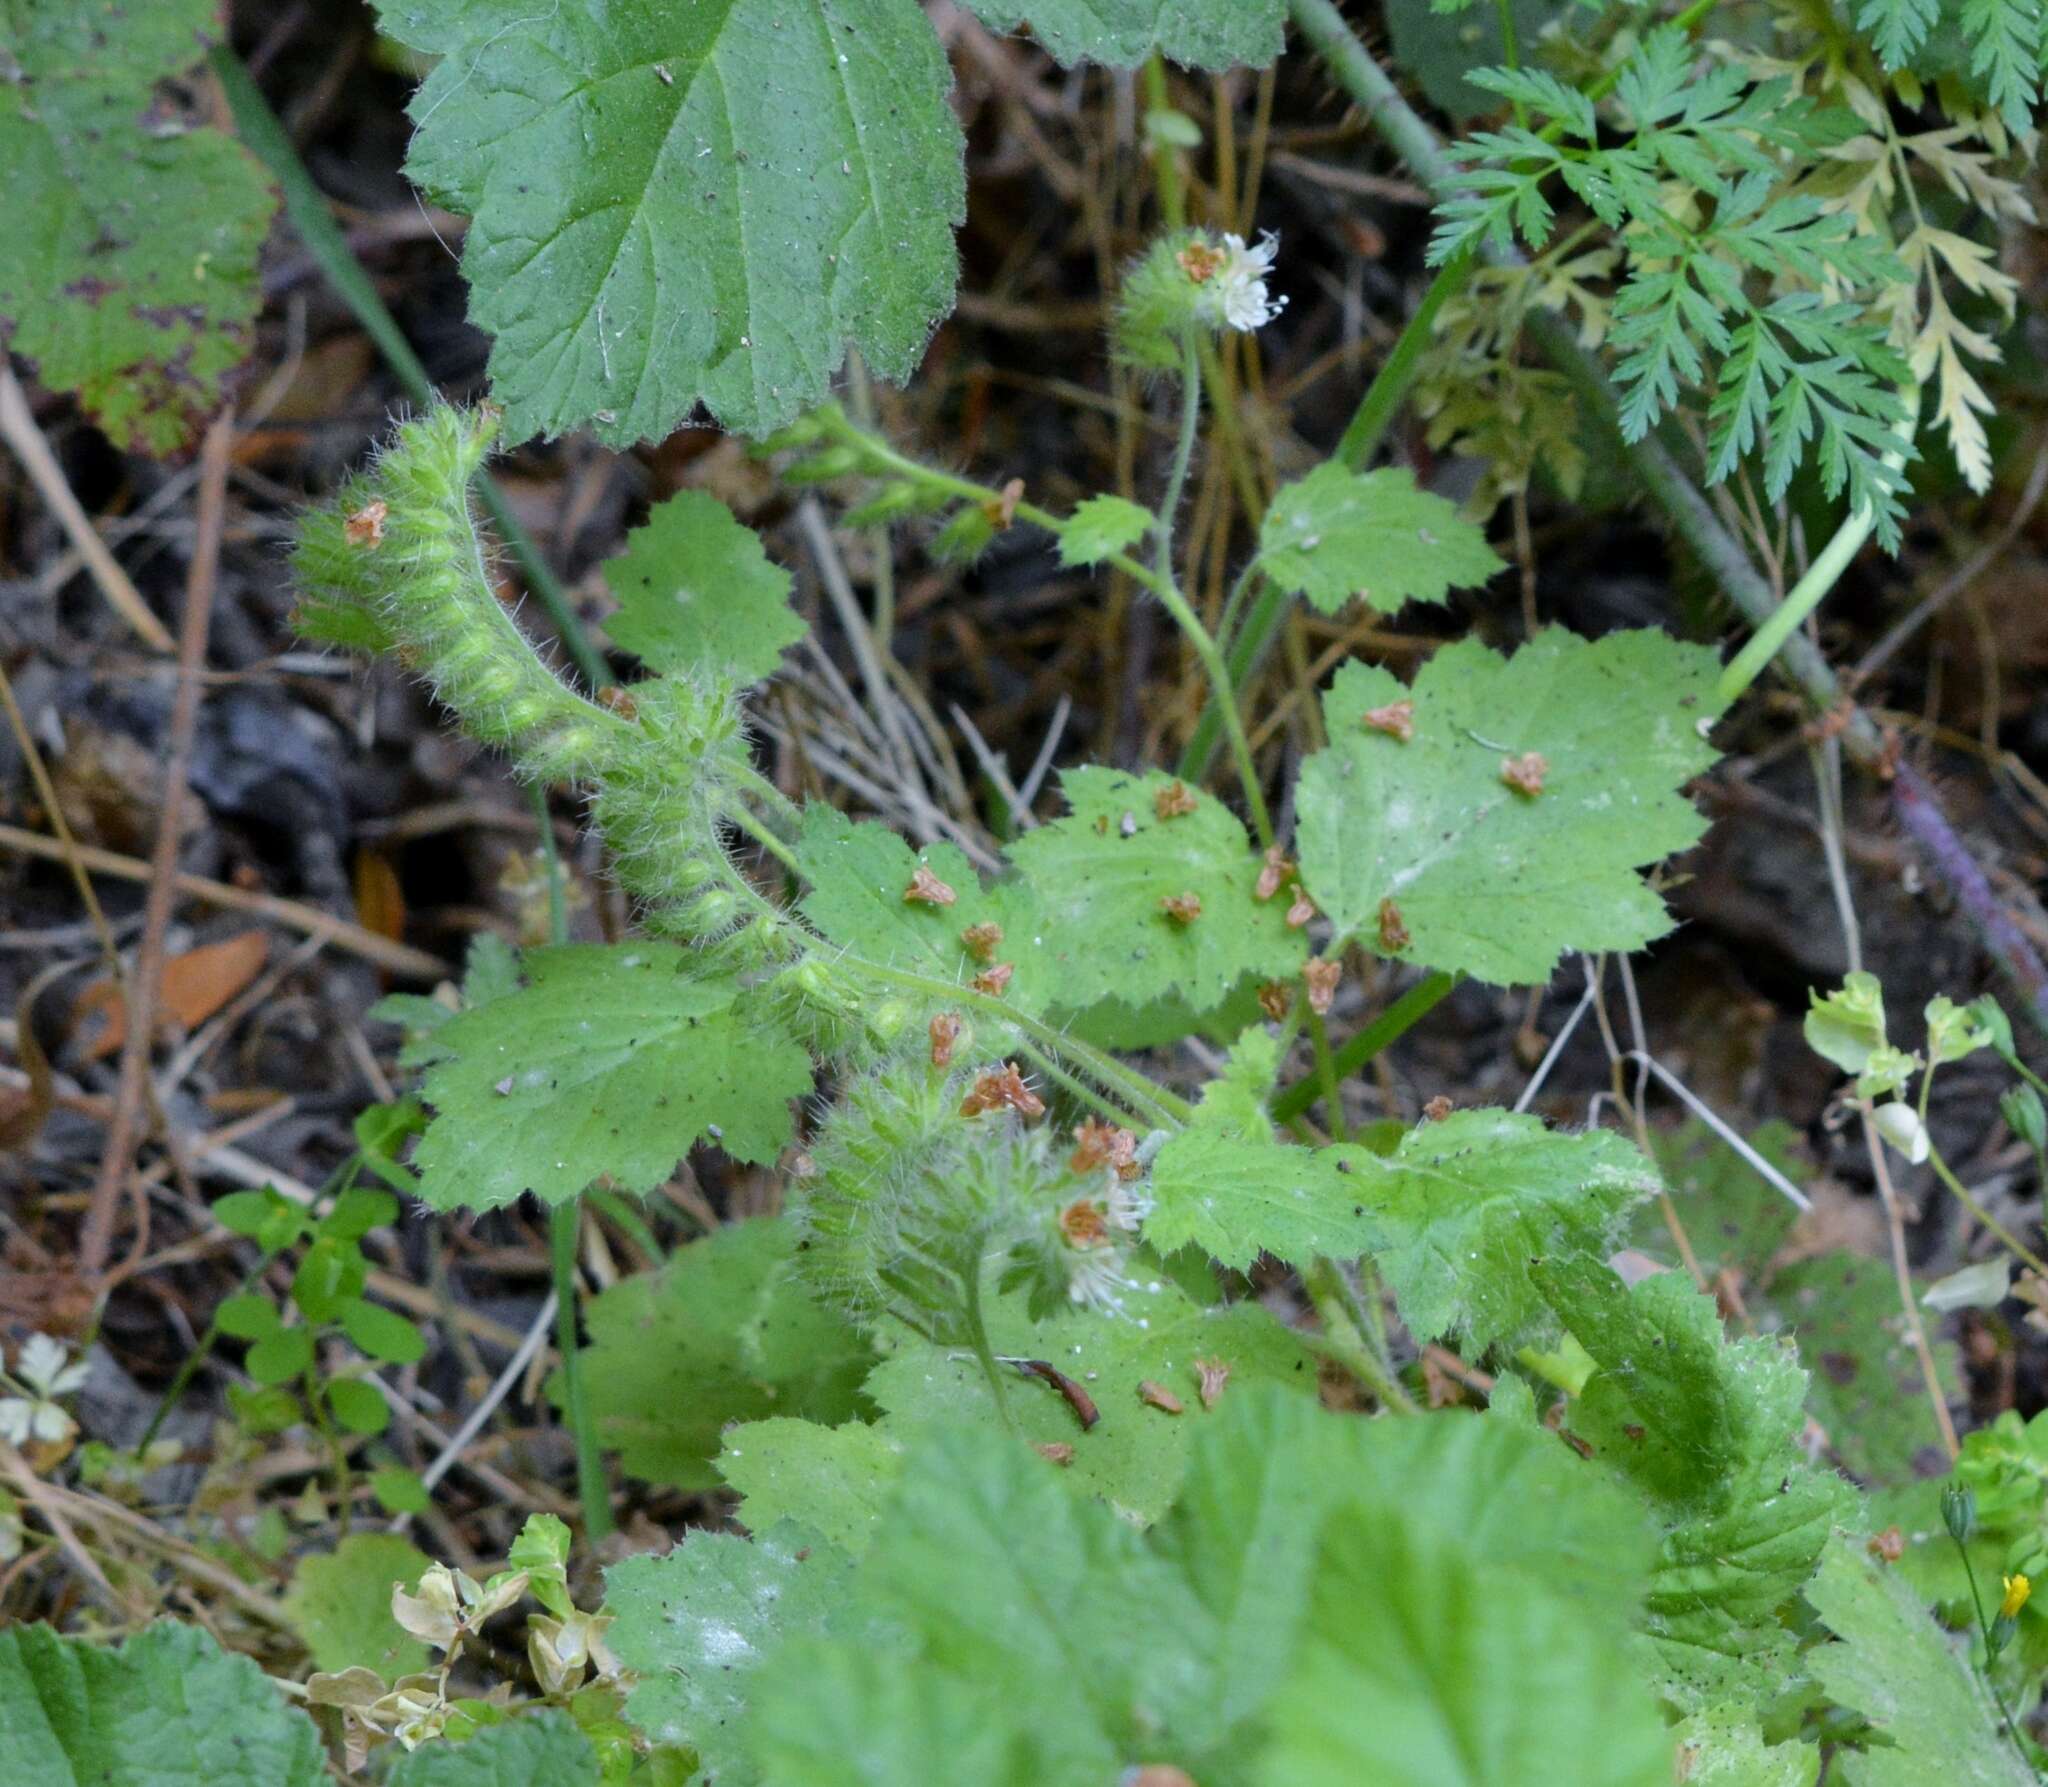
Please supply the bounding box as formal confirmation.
[1257,464,1504,615]
[376,0,966,443]
[1008,767,1303,1016]
[1057,495,1153,567]
[1296,629,1723,985]
[409,944,813,1211]
[603,489,804,683]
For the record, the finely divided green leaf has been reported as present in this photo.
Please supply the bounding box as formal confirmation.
[1009,767,1304,1014]
[569,1217,874,1491]
[0,1621,325,1787]
[377,0,966,443]
[1296,629,1722,985]
[962,0,1286,67]
[1257,464,1504,615]
[603,490,804,683]
[0,0,275,453]
[406,943,813,1210]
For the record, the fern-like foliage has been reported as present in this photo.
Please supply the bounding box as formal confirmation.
[1430,27,1919,543]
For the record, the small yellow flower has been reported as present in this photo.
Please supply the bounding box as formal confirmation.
[2001,1572,2032,1619]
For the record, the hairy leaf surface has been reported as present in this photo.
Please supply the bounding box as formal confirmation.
[376,0,966,443]
[0,1621,324,1786]
[1296,629,1721,984]
[1257,464,1504,615]
[1009,768,1303,1014]
[405,944,812,1210]
[961,0,1286,67]
[603,490,804,682]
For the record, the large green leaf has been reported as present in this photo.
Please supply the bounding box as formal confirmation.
[283,1533,432,1675]
[962,0,1286,66]
[0,1621,324,1787]
[1144,1129,1370,1270]
[719,1417,906,1552]
[387,1714,599,1787]
[1295,629,1722,985]
[860,1278,1320,1524]
[567,1216,875,1490]
[0,0,275,452]
[375,0,965,443]
[1008,767,1304,1015]
[602,490,804,683]
[1257,464,1504,615]
[1808,1535,2035,1787]
[403,944,813,1210]
[1157,1390,1654,1732]
[1259,1498,1671,1786]
[607,1524,858,1787]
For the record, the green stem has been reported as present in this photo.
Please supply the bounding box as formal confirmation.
[303,1357,352,1536]
[551,1199,612,1539]
[212,48,609,691]
[1158,334,1204,591]
[1952,1534,2039,1773]
[1716,386,1922,705]
[1306,1005,1348,1141]
[1303,1258,1415,1412]
[1143,55,1188,231]
[1920,1073,2048,1278]
[961,1258,1016,1432]
[137,1255,269,1456]
[1271,972,1458,1123]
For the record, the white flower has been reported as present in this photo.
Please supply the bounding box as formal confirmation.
[0,1334,88,1447]
[1102,1178,1153,1237]
[1193,231,1286,334]
[1065,1246,1134,1314]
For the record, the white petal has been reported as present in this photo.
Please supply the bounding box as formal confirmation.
[29,1401,75,1443]
[16,1334,66,1396]
[0,1400,31,1445]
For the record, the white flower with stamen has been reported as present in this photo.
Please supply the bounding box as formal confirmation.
[1193,231,1286,334]
[0,1333,89,1447]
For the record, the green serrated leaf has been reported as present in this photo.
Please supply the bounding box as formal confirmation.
[283,1534,432,1675]
[1008,767,1304,1015]
[719,1418,906,1553]
[1145,1130,1370,1270]
[410,944,813,1211]
[1057,495,1153,566]
[0,1,275,454]
[387,1711,600,1787]
[1808,1534,2034,1786]
[602,490,804,683]
[376,0,966,443]
[794,806,1049,1013]
[1257,464,1504,615]
[0,1621,324,1786]
[568,1217,875,1491]
[608,1523,856,1787]
[962,0,1285,67]
[1158,1390,1656,1732]
[1296,629,1722,985]
[1360,1111,1660,1349]
[1262,1496,1671,1786]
